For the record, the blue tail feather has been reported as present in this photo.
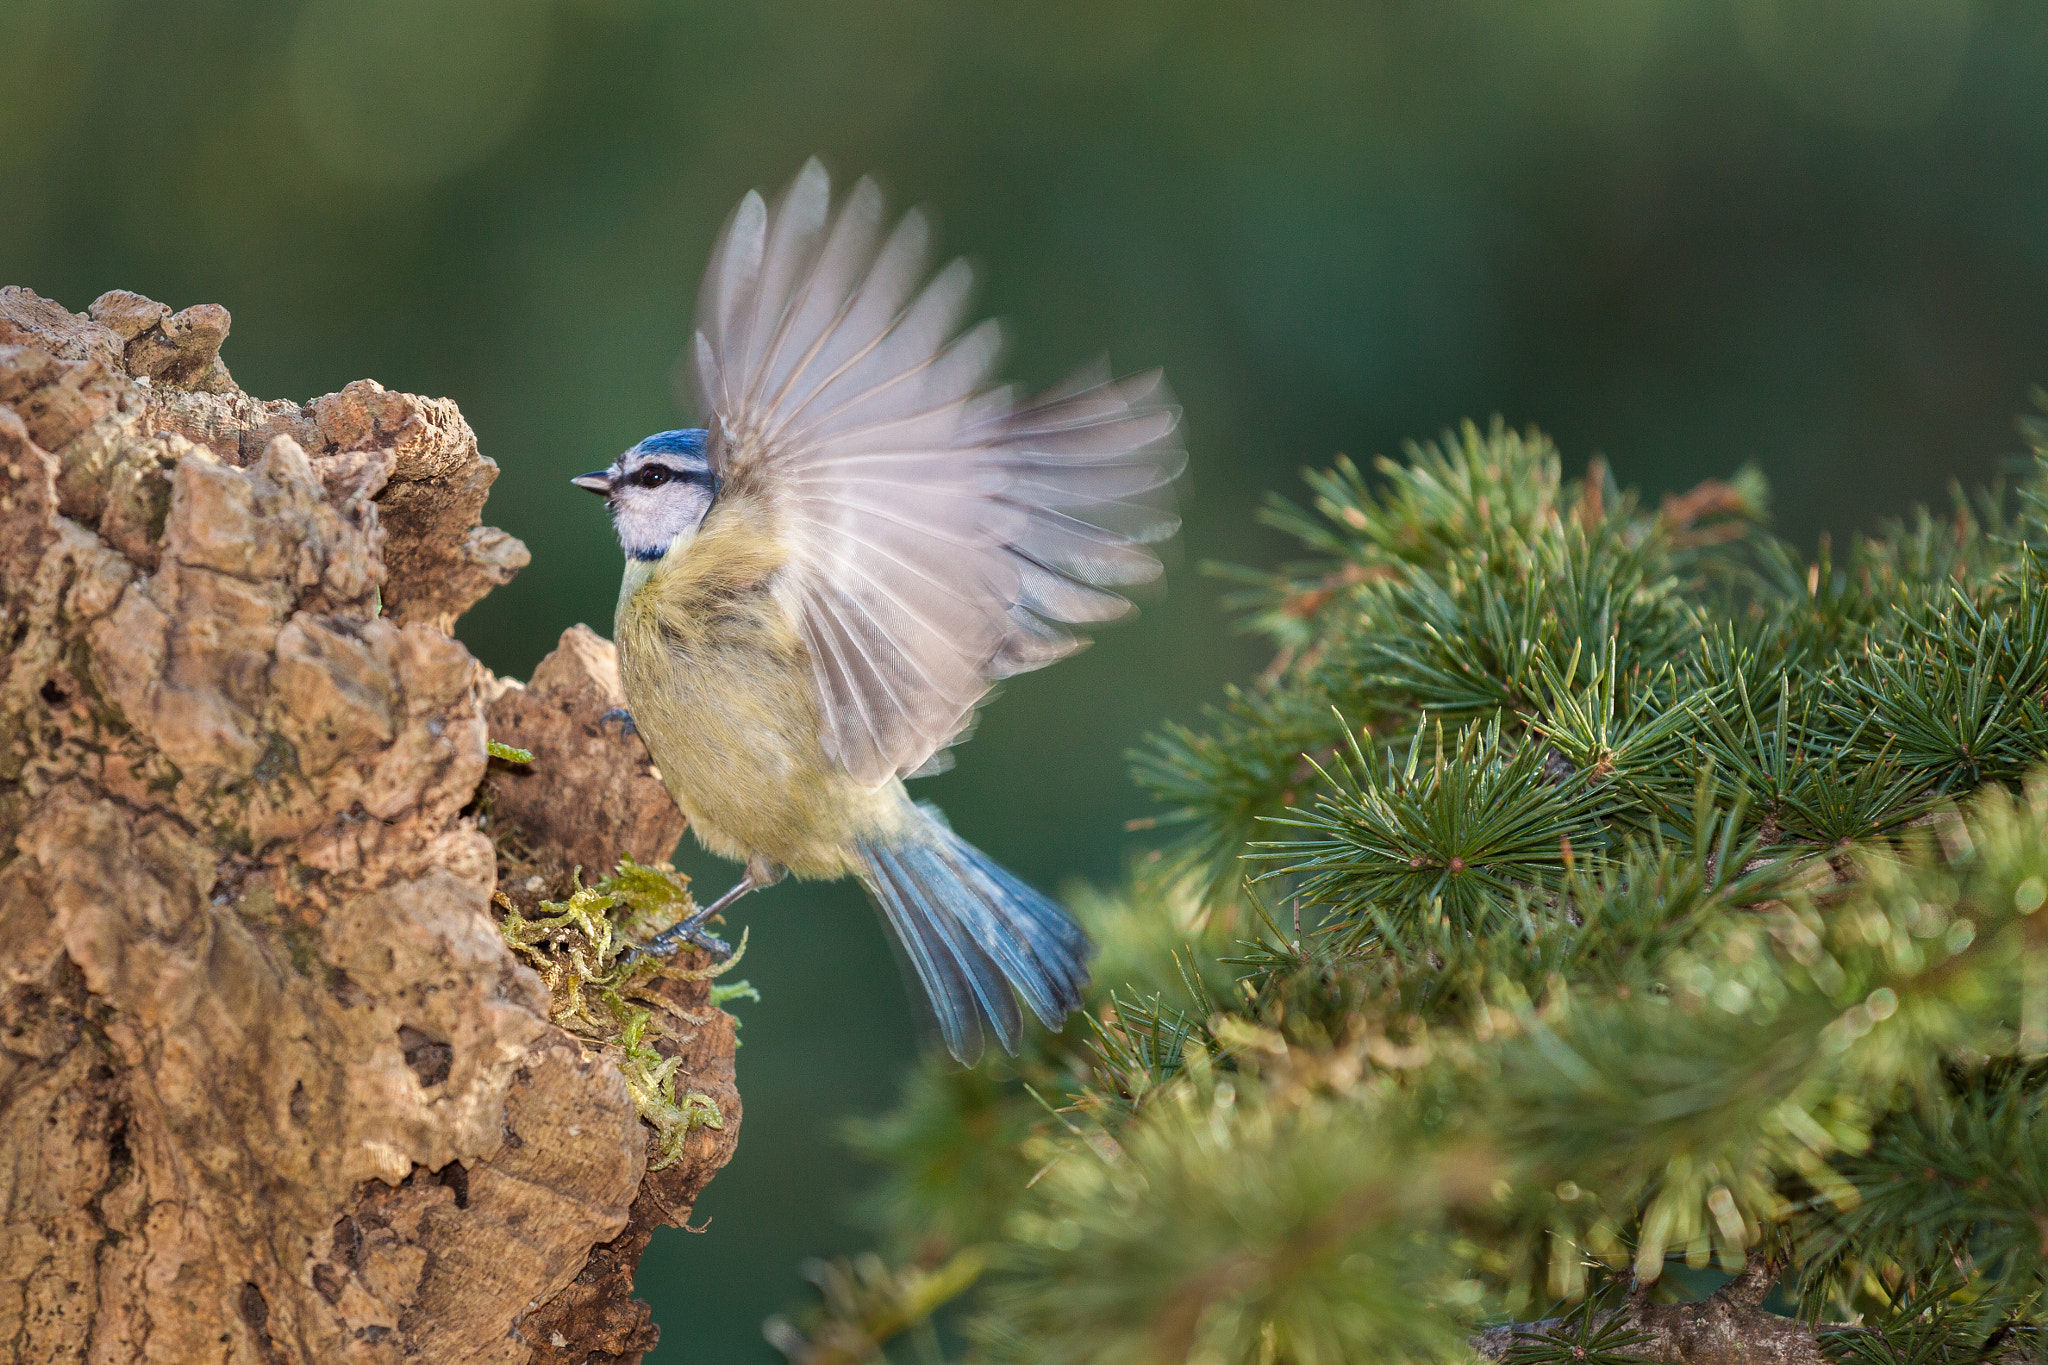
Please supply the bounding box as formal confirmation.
[857,805,1093,1064]
[866,842,1023,1057]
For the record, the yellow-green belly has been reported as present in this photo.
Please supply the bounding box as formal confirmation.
[612,519,909,879]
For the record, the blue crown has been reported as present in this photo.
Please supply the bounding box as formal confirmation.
[634,429,709,458]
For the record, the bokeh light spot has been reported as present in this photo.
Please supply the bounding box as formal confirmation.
[1733,0,1978,131]
[286,0,551,187]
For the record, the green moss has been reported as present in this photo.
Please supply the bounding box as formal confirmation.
[252,731,300,787]
[208,817,256,857]
[496,857,751,1169]
[276,916,323,979]
[0,787,22,880]
[710,979,761,1008]
[65,637,130,740]
[615,1006,728,1170]
[144,757,182,796]
[486,739,534,764]
[0,714,24,783]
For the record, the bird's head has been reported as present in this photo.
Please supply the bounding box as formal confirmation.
[573,429,717,561]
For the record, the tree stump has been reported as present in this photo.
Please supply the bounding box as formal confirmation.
[0,286,738,1364]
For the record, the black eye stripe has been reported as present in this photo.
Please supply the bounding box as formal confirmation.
[630,463,709,488]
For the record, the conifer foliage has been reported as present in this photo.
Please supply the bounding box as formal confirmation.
[768,402,2048,1365]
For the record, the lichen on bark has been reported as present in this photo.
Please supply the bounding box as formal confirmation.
[0,286,737,1364]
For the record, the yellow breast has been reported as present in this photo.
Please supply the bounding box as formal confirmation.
[613,493,909,878]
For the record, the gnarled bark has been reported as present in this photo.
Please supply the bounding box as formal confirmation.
[1471,1257,2045,1365]
[1472,1260,1826,1365]
[0,286,736,1364]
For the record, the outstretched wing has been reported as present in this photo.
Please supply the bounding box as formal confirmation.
[690,159,1183,788]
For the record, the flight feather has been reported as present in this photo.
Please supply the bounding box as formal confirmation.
[689,159,1184,788]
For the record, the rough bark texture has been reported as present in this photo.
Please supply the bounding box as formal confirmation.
[0,287,738,1364]
[1471,1257,2046,1365]
[482,627,685,888]
[1473,1261,1826,1365]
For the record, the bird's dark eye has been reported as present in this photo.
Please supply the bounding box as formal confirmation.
[636,466,673,488]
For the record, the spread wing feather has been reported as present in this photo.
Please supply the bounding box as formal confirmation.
[689,159,1183,787]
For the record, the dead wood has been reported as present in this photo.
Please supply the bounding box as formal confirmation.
[1471,1256,2046,1365]
[0,286,735,1364]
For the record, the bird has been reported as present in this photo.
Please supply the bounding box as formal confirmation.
[573,160,1183,1063]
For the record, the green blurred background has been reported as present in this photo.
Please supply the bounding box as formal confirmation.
[7,0,2047,1358]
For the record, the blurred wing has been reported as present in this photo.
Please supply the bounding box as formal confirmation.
[691,159,1183,788]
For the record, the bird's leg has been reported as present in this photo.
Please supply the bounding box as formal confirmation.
[626,872,758,963]
[599,707,637,738]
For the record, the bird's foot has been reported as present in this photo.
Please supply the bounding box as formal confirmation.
[629,909,732,963]
[599,707,637,738]
[621,873,756,966]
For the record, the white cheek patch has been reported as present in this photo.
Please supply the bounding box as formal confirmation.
[613,485,713,561]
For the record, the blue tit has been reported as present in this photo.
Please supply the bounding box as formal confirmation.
[573,160,1183,1063]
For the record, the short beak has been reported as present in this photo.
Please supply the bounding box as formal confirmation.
[571,471,613,496]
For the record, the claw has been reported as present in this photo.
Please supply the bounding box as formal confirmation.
[634,922,732,963]
[622,873,756,966]
[600,707,637,738]
[622,913,732,966]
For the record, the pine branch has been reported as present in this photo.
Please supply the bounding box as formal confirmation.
[777,407,2048,1365]
[1477,1257,2048,1365]
[1473,1257,1829,1365]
